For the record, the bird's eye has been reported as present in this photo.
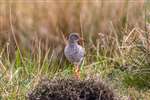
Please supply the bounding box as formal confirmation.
[71,35,78,40]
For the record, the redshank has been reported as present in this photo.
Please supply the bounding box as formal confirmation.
[64,33,84,79]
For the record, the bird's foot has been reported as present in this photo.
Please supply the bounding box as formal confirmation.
[75,67,80,79]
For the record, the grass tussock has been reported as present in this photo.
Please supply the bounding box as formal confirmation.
[28,78,117,100]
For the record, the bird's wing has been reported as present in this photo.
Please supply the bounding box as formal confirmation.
[78,45,85,58]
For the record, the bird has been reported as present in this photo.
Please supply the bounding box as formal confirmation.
[64,33,85,79]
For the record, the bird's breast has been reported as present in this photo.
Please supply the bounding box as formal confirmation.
[64,44,83,64]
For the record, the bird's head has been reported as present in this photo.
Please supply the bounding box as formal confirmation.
[69,33,80,43]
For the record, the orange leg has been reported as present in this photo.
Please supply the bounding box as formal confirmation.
[75,66,80,79]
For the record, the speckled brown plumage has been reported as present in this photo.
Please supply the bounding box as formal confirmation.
[64,33,85,79]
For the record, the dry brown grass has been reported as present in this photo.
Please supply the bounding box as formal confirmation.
[0,0,147,57]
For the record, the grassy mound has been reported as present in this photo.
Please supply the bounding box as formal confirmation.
[28,78,117,100]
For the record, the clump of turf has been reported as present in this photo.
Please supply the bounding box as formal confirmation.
[28,78,117,100]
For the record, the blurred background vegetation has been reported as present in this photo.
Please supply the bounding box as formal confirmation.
[0,0,147,57]
[0,0,150,99]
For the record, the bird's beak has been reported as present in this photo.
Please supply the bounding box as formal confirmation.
[79,37,85,42]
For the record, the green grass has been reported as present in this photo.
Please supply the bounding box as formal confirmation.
[0,46,150,100]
